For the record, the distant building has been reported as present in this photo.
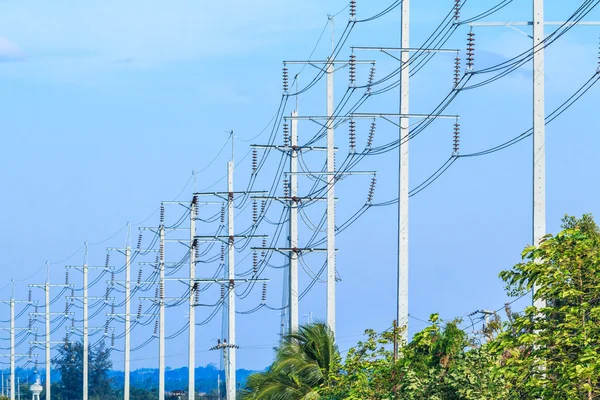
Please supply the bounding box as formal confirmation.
[29,374,42,400]
[166,389,187,399]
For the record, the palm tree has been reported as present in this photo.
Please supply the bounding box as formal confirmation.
[242,322,339,399]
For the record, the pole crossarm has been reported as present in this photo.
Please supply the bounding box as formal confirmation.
[139,227,188,232]
[284,60,375,64]
[287,171,375,176]
[469,21,600,26]
[137,261,181,266]
[251,144,334,152]
[29,312,74,316]
[350,112,459,119]
[29,284,72,288]
[0,354,33,357]
[192,278,269,284]
[139,297,187,301]
[352,46,458,52]
[0,300,32,304]
[469,20,600,39]
[285,113,459,122]
[194,234,268,244]
[162,200,222,205]
[65,265,114,272]
[351,46,458,62]
[163,239,192,247]
[194,191,268,202]
[107,247,158,253]
[29,341,72,345]
[284,59,376,74]
[251,247,332,256]
[194,191,267,195]
[66,327,114,332]
[250,195,328,205]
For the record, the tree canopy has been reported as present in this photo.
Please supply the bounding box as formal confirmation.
[243,214,600,400]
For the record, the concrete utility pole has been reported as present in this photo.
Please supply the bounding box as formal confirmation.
[289,110,299,334]
[159,217,165,400]
[83,244,89,400]
[282,56,374,336]
[66,245,115,400]
[8,304,30,400]
[398,0,410,344]
[195,180,267,400]
[153,198,222,400]
[325,21,336,334]
[106,242,134,400]
[469,2,600,308]
[124,245,131,400]
[532,0,546,311]
[107,227,160,400]
[45,269,50,400]
[227,161,236,400]
[189,197,197,400]
[10,297,14,400]
[0,287,32,400]
[29,264,72,400]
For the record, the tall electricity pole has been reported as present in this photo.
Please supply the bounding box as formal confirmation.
[283,55,373,336]
[0,284,31,400]
[226,161,236,399]
[65,246,114,400]
[289,110,299,334]
[107,224,156,400]
[29,264,71,400]
[469,2,600,307]
[107,244,132,400]
[195,166,267,400]
[159,211,165,400]
[325,42,336,335]
[9,296,15,400]
[83,244,89,400]
[532,0,546,310]
[189,196,197,400]
[45,268,50,400]
[398,0,410,343]
[124,245,131,400]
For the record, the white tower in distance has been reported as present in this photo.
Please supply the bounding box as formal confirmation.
[29,374,42,400]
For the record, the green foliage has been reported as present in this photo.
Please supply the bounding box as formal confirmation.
[128,386,159,400]
[245,214,600,400]
[491,213,600,399]
[53,340,84,400]
[52,339,119,400]
[89,340,115,399]
[241,322,338,399]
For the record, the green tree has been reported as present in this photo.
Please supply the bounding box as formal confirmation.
[245,215,600,400]
[54,340,83,400]
[491,214,600,399]
[128,387,159,400]
[53,339,117,400]
[242,322,339,399]
[89,340,116,400]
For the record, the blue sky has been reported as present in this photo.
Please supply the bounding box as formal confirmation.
[0,0,599,373]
